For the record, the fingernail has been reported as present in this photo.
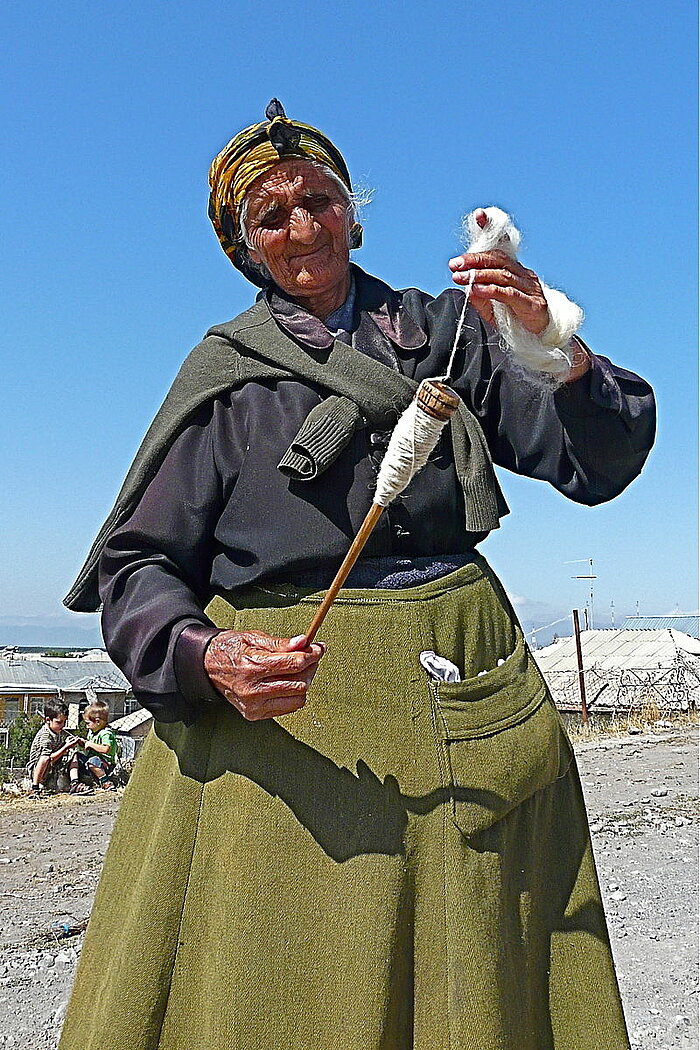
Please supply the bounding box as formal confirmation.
[289,635,307,647]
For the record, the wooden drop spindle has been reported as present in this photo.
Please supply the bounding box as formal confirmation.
[303,379,460,644]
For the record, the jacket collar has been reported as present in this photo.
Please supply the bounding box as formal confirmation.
[264,264,427,352]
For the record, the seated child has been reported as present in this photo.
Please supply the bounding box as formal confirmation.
[69,701,118,792]
[27,703,80,796]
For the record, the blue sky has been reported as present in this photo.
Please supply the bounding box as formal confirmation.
[1,0,697,646]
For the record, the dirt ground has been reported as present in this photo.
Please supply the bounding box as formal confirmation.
[0,726,697,1050]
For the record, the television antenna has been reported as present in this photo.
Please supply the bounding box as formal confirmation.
[565,558,597,629]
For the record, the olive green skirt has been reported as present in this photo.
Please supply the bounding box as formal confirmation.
[59,556,629,1050]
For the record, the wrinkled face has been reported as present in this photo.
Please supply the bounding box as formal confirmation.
[244,159,351,311]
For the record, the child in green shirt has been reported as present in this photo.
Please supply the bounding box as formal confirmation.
[69,700,118,792]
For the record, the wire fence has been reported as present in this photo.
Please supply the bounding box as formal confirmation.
[543,652,700,715]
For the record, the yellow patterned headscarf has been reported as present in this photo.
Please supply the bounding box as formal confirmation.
[208,99,360,285]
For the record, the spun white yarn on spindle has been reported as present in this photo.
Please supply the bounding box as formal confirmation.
[463,206,584,380]
[373,386,447,506]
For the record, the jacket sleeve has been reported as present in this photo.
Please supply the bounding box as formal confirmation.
[98,397,245,724]
[439,293,656,505]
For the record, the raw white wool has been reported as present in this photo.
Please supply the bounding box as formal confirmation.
[464,206,522,256]
[459,207,584,381]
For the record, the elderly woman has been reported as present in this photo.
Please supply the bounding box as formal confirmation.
[60,101,654,1050]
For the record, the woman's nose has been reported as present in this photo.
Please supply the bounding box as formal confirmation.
[288,207,318,243]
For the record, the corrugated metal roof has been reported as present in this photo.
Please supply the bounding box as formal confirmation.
[533,628,700,673]
[621,616,699,638]
[0,658,129,692]
[112,708,153,733]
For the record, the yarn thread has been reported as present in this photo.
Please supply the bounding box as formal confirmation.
[445,206,584,382]
[373,389,448,506]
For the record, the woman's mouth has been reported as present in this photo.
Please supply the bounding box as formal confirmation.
[291,244,329,264]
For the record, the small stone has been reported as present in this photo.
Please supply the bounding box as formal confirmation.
[627,726,642,735]
[52,1000,69,1027]
[607,882,619,892]
[651,788,668,797]
[610,891,627,902]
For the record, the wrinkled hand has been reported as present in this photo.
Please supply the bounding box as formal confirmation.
[204,630,326,721]
[448,208,549,336]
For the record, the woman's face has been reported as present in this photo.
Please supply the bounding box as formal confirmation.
[243,159,351,317]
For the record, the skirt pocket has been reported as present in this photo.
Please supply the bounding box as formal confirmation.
[431,631,573,839]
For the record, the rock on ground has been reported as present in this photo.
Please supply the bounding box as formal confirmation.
[0,728,697,1050]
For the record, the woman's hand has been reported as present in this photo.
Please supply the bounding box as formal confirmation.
[204,630,326,721]
[448,208,549,336]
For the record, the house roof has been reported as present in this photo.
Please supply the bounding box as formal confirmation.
[0,658,129,693]
[621,615,699,639]
[111,708,154,733]
[533,628,700,674]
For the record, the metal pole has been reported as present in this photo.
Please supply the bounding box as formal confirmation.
[572,609,589,723]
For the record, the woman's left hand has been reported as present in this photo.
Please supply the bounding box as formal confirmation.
[449,248,549,335]
[448,209,549,336]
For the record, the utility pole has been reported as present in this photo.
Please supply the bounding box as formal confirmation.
[572,609,589,723]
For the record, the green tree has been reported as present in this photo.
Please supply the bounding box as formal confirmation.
[7,713,44,766]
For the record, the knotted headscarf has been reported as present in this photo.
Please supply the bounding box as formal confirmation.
[208,99,361,286]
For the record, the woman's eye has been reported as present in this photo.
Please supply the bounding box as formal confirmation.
[260,210,285,229]
[305,195,330,210]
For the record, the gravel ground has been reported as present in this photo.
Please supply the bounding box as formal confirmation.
[0,726,697,1050]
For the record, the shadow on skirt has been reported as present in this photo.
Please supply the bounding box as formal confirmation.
[59,557,630,1050]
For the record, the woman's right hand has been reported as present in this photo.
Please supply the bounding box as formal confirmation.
[203,630,326,721]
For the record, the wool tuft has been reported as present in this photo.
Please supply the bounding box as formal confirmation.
[461,207,584,382]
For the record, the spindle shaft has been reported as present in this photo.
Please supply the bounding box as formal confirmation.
[305,502,384,643]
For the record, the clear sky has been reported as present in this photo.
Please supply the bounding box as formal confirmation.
[1,0,697,646]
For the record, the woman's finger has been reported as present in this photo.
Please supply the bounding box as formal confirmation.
[233,692,308,721]
[240,647,324,678]
[449,250,528,276]
[469,284,548,334]
[452,268,537,295]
